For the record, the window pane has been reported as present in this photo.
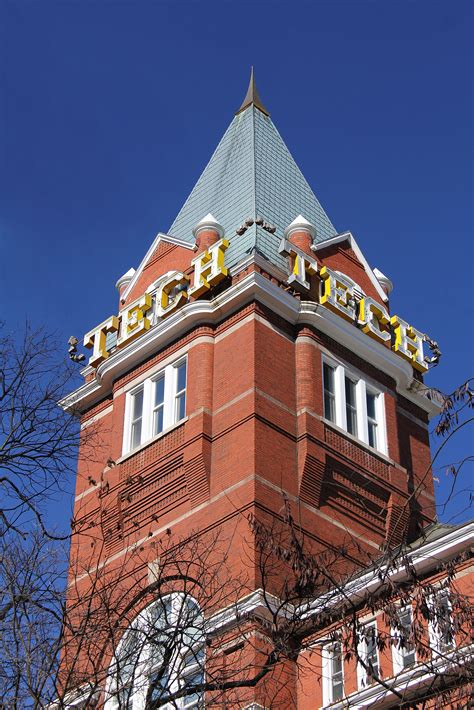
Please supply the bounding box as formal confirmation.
[176,393,186,421]
[149,668,170,702]
[153,407,164,436]
[436,594,454,651]
[183,645,205,668]
[118,628,141,687]
[176,361,187,392]
[323,363,336,422]
[154,376,165,406]
[153,376,165,435]
[366,626,379,679]
[398,609,415,668]
[345,377,358,436]
[403,647,416,668]
[130,388,144,450]
[132,388,144,419]
[331,643,343,701]
[368,421,377,448]
[366,392,376,420]
[366,392,378,448]
[181,670,204,708]
[131,420,142,449]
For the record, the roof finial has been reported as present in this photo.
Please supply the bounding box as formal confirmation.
[236,66,270,116]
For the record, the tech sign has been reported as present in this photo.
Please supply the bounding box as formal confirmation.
[83,236,435,374]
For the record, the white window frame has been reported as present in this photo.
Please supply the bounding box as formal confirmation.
[322,355,387,455]
[356,621,380,689]
[391,606,416,674]
[106,593,204,710]
[428,589,455,657]
[322,640,344,705]
[123,357,187,454]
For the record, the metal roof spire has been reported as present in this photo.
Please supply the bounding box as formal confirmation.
[236,66,270,116]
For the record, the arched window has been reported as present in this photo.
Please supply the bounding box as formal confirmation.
[106,594,205,709]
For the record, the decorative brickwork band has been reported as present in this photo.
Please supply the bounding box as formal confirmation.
[183,451,211,506]
[386,493,410,547]
[325,425,390,480]
[299,454,325,509]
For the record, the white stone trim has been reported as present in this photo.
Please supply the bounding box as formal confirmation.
[300,522,474,623]
[80,403,114,429]
[192,212,224,239]
[324,644,473,710]
[60,270,441,419]
[284,214,316,240]
[373,267,394,295]
[396,405,429,431]
[113,337,210,397]
[115,267,136,292]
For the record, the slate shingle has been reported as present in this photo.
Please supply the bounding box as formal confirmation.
[168,106,337,270]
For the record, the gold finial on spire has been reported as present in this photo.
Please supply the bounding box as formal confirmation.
[236,66,270,116]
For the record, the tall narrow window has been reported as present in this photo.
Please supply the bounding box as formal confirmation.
[393,607,416,673]
[357,623,379,688]
[329,642,343,701]
[174,361,187,422]
[345,377,358,436]
[322,641,344,704]
[366,625,379,680]
[429,591,455,655]
[323,362,336,423]
[130,387,144,451]
[152,375,165,436]
[366,391,378,448]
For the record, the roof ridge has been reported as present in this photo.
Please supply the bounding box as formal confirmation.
[251,106,257,222]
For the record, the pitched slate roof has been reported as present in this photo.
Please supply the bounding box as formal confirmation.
[168,98,337,271]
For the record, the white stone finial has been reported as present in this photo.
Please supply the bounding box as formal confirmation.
[373,267,394,295]
[284,214,316,240]
[115,267,135,292]
[192,213,225,239]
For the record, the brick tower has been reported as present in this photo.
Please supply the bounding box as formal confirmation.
[60,73,461,710]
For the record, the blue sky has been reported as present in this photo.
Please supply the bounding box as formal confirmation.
[1,0,472,526]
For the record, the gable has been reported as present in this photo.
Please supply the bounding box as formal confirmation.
[314,232,389,306]
[122,233,195,306]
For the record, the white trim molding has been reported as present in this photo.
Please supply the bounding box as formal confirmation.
[300,522,474,623]
[61,267,442,418]
[325,644,473,710]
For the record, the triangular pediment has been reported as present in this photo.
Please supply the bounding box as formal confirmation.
[122,233,195,305]
[314,232,389,304]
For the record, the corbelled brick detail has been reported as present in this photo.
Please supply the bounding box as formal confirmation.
[299,455,325,508]
[184,452,211,505]
[325,426,390,480]
[385,493,410,547]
